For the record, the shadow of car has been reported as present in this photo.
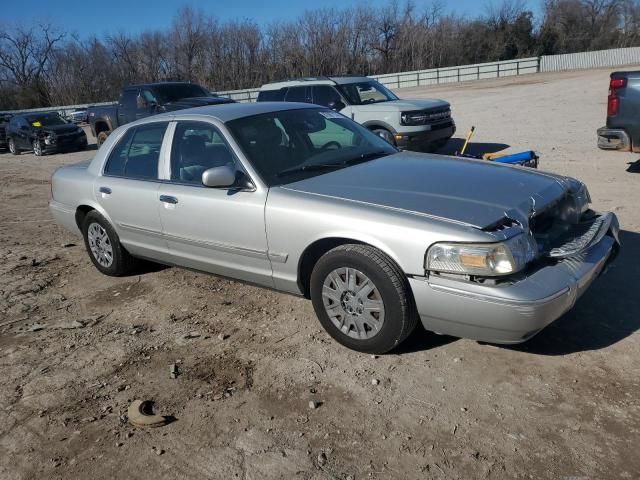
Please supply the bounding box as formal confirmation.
[435,137,510,157]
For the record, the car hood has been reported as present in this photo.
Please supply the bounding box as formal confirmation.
[354,98,450,112]
[281,152,569,229]
[41,124,81,135]
[164,96,235,110]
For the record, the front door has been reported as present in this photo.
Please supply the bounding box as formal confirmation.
[95,121,170,262]
[157,120,273,287]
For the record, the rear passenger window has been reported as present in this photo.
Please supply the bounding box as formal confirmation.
[312,86,342,107]
[284,87,309,103]
[257,89,286,102]
[170,121,236,185]
[104,123,167,180]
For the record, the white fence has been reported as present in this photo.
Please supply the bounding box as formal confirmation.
[371,57,540,89]
[3,46,640,113]
[540,46,640,72]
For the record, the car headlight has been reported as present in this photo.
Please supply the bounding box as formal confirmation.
[44,133,56,145]
[426,234,537,277]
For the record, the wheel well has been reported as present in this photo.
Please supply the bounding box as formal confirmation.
[298,237,365,298]
[75,205,94,230]
[367,124,390,132]
[94,121,110,135]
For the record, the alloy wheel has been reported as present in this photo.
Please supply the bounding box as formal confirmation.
[87,222,114,267]
[33,140,43,156]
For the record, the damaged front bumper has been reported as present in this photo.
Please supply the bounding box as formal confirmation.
[409,212,620,344]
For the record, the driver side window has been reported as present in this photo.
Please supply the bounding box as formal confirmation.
[170,121,236,185]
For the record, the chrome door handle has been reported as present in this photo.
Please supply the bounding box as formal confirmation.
[159,195,178,204]
[99,186,112,194]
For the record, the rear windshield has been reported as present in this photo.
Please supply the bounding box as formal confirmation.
[153,84,209,102]
[25,114,68,127]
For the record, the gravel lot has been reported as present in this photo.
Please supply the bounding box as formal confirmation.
[1,67,639,480]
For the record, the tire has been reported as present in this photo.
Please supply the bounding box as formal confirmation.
[82,210,137,276]
[372,128,396,146]
[8,137,19,155]
[32,139,44,156]
[97,131,109,147]
[310,244,418,354]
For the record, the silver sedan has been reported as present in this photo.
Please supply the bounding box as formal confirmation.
[49,102,619,353]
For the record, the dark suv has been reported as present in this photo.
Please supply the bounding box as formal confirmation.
[6,112,87,156]
[0,114,12,151]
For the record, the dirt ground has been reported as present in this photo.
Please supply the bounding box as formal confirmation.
[1,67,639,480]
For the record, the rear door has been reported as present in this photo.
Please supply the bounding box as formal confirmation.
[95,122,170,261]
[311,85,345,108]
[284,86,311,103]
[16,118,31,149]
[157,120,273,287]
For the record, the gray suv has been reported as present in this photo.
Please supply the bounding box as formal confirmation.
[257,76,455,151]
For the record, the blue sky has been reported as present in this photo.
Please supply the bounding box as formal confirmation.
[2,0,539,38]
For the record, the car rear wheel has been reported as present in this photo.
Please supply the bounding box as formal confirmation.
[310,244,418,354]
[82,210,137,276]
[8,138,18,155]
[97,131,109,147]
[32,140,44,156]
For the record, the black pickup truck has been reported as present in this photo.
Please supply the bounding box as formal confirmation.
[597,71,640,152]
[88,82,234,145]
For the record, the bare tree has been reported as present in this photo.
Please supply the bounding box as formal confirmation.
[0,24,65,107]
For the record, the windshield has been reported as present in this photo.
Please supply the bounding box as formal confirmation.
[153,84,210,102]
[25,114,68,127]
[226,108,397,186]
[338,81,398,105]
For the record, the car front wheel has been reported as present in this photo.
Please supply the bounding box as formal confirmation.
[372,128,396,146]
[97,131,109,146]
[310,244,418,354]
[82,210,137,276]
[32,139,44,156]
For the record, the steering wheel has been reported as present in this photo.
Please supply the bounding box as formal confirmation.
[320,141,342,151]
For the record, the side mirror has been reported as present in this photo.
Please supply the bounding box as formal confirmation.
[202,165,236,188]
[328,100,346,112]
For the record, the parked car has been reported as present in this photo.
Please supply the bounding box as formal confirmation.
[49,103,619,354]
[88,82,235,146]
[257,76,455,152]
[68,108,88,124]
[0,113,12,151]
[7,112,87,156]
[597,70,640,151]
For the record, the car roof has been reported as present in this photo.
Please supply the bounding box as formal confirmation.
[133,102,324,125]
[124,81,199,89]
[260,75,372,91]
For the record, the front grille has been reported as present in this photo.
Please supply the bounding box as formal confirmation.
[402,108,451,126]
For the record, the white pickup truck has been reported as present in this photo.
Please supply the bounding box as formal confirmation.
[256,76,455,152]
